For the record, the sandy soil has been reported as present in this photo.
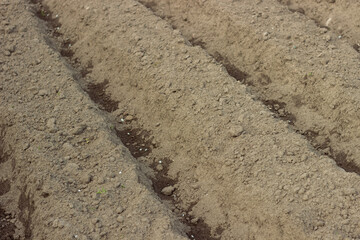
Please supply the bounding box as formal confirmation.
[278,0,360,52]
[1,0,360,239]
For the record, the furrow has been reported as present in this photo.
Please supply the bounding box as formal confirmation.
[38,0,360,239]
[139,0,360,173]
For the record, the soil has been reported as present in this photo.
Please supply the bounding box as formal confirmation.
[1,0,360,239]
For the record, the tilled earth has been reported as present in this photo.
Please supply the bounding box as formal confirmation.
[1,0,360,239]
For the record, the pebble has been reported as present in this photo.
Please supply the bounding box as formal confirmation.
[6,45,15,53]
[116,206,124,214]
[97,177,105,184]
[64,163,80,175]
[161,186,175,196]
[23,143,30,150]
[155,164,163,171]
[263,32,270,40]
[79,173,92,184]
[63,143,75,153]
[47,118,57,133]
[229,126,244,137]
[116,216,124,223]
[190,217,199,224]
[342,188,357,196]
[125,115,134,121]
[4,50,11,56]
[72,124,87,135]
[6,25,16,34]
[47,118,56,126]
[38,89,49,96]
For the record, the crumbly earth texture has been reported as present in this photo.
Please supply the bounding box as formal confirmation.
[1,0,360,240]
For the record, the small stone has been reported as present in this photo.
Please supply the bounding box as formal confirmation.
[263,32,270,40]
[47,118,57,133]
[314,219,325,227]
[79,173,91,184]
[38,89,49,96]
[116,216,124,223]
[190,183,200,189]
[23,143,30,150]
[4,50,11,56]
[91,218,99,225]
[6,25,16,34]
[97,177,105,184]
[125,115,134,121]
[116,206,124,214]
[72,124,87,135]
[161,186,175,196]
[52,219,59,228]
[155,164,163,171]
[302,194,309,201]
[342,188,357,196]
[229,126,244,137]
[6,45,15,53]
[190,218,199,224]
[63,143,74,152]
[64,163,79,175]
[237,114,245,122]
[47,118,56,126]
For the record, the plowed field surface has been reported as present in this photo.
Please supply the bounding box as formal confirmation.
[1,0,360,239]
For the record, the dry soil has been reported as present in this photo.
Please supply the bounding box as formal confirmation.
[1,0,360,240]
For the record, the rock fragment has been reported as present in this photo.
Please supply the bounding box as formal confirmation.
[38,89,49,96]
[125,115,134,121]
[161,186,175,196]
[47,118,58,133]
[116,206,124,214]
[72,124,87,135]
[229,126,244,137]
[116,216,124,223]
[155,164,163,171]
